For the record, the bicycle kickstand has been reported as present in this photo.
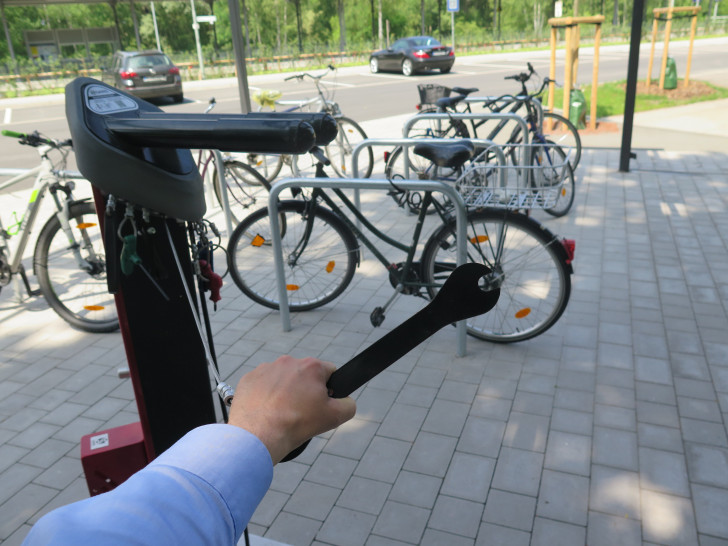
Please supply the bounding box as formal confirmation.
[370,285,403,327]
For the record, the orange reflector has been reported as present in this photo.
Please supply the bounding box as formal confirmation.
[84,305,105,311]
[251,234,265,247]
[76,222,96,229]
[326,261,335,273]
[561,188,567,196]
[286,284,299,291]
[515,308,531,319]
[470,235,488,244]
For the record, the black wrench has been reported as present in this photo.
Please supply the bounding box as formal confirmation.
[282,262,500,461]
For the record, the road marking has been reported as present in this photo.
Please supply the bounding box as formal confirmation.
[3,108,10,124]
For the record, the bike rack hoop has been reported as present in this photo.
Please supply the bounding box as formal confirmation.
[267,171,470,356]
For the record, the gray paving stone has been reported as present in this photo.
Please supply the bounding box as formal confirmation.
[456,417,505,459]
[491,447,543,497]
[637,423,684,453]
[544,430,591,476]
[595,383,635,409]
[594,403,636,431]
[336,476,391,515]
[376,403,427,442]
[428,495,483,538]
[469,395,511,421]
[270,461,308,495]
[355,437,411,483]
[305,453,357,489]
[554,388,594,411]
[635,355,674,385]
[675,377,719,400]
[355,387,397,423]
[636,381,678,405]
[0,444,29,474]
[389,470,441,510]
[550,407,593,436]
[511,391,553,416]
[421,528,474,546]
[482,489,536,532]
[266,512,321,546]
[324,418,379,459]
[680,417,728,447]
[284,481,340,521]
[502,412,549,453]
[251,490,289,527]
[395,384,438,408]
[592,426,639,470]
[637,400,680,428]
[586,511,642,546]
[475,522,530,546]
[421,399,470,437]
[0,483,58,541]
[693,484,728,539]
[402,432,456,478]
[316,506,376,546]
[441,452,494,503]
[32,456,83,490]
[638,447,690,497]
[531,517,586,546]
[685,443,728,488]
[641,489,699,545]
[536,469,589,525]
[678,396,723,422]
[372,501,429,544]
[589,465,641,519]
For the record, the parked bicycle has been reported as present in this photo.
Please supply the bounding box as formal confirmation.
[227,143,574,343]
[0,130,118,333]
[387,68,578,217]
[244,66,374,181]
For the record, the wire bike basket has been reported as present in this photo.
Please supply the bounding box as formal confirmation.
[456,143,571,210]
[417,83,452,106]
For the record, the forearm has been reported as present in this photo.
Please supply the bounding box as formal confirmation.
[24,425,273,546]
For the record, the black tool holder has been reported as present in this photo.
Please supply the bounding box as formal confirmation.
[65,77,337,460]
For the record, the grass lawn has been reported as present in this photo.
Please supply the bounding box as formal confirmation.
[546,79,728,118]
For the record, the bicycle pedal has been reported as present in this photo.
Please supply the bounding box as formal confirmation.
[370,307,385,327]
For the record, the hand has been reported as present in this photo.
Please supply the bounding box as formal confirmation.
[227,356,356,464]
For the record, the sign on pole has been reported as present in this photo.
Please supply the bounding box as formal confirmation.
[447,0,459,12]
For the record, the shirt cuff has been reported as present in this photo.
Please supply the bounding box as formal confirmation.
[150,424,274,534]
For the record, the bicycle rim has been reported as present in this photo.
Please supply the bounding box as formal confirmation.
[422,210,570,342]
[214,160,272,224]
[542,112,581,171]
[325,117,373,178]
[531,141,575,217]
[34,201,119,333]
[227,201,358,311]
[242,152,283,183]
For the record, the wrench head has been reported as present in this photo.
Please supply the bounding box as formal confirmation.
[430,263,500,323]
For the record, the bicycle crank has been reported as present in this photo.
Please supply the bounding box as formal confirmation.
[282,262,500,461]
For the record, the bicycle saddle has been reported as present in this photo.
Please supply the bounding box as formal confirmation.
[413,140,475,169]
[451,87,479,96]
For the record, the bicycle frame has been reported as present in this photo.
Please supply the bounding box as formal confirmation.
[0,146,90,293]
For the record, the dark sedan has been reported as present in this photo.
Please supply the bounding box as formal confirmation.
[369,36,455,76]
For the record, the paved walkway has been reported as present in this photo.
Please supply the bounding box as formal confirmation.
[1,103,728,545]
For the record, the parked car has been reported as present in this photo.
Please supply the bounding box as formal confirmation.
[369,36,455,76]
[103,50,183,102]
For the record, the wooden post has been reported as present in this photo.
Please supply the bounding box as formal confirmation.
[547,25,557,130]
[684,11,698,87]
[659,7,672,89]
[563,25,573,121]
[646,17,658,87]
[590,23,601,130]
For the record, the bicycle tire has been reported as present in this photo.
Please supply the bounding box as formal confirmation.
[213,159,272,224]
[532,140,575,218]
[227,200,359,311]
[325,117,374,178]
[421,209,571,342]
[542,112,581,171]
[34,201,119,333]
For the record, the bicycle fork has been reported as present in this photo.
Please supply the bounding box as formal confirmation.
[48,186,101,275]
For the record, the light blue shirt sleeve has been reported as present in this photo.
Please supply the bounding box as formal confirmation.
[23,424,274,546]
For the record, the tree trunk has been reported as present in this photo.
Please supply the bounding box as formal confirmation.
[294,0,303,53]
[421,0,426,35]
[241,0,251,56]
[338,0,346,51]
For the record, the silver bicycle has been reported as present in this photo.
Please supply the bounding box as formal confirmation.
[0,130,118,333]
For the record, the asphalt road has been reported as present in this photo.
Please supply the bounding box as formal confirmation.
[1,37,726,191]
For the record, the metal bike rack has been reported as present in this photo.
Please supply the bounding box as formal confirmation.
[462,96,545,131]
[268,137,480,356]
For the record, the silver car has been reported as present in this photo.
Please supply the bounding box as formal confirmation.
[104,50,183,102]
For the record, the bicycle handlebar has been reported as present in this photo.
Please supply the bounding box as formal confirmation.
[284,64,335,82]
[2,129,72,148]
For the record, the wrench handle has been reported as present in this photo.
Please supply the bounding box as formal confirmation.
[327,306,442,398]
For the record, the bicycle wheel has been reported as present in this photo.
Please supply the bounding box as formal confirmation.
[421,209,571,342]
[531,140,575,218]
[227,200,359,311]
[34,201,119,333]
[213,159,272,224]
[325,117,374,178]
[241,152,284,183]
[414,106,470,140]
[542,112,581,171]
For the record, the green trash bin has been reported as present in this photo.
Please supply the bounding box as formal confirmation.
[664,57,678,90]
[569,88,586,130]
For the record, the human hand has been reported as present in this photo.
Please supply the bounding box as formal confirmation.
[227,356,356,464]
